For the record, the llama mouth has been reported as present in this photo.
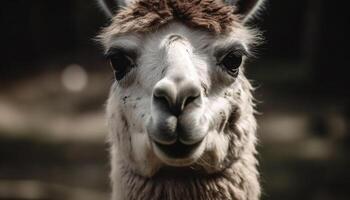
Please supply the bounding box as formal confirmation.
[153,140,203,159]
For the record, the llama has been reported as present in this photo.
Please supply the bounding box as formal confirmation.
[97,0,264,199]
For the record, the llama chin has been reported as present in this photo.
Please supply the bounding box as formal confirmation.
[97,0,265,199]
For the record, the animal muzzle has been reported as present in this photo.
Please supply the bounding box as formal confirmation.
[147,75,207,159]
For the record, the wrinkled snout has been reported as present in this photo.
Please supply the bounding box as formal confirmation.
[147,75,206,159]
[150,78,207,156]
[146,36,208,162]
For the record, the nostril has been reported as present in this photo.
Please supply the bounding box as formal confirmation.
[153,80,201,115]
[154,93,171,108]
[183,94,200,108]
[181,85,201,110]
[153,82,177,110]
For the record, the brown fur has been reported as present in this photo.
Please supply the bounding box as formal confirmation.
[102,0,239,36]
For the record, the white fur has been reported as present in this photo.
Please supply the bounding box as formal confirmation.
[104,22,260,200]
[98,1,264,199]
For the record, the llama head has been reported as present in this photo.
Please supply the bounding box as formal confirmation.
[98,0,263,176]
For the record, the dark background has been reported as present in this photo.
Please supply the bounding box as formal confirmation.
[0,0,349,199]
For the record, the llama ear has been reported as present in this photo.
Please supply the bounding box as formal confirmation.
[97,0,137,18]
[224,0,265,23]
[97,0,119,18]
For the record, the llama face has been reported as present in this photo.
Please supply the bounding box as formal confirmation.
[100,0,263,177]
[105,20,257,175]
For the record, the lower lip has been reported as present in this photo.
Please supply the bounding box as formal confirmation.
[153,140,203,159]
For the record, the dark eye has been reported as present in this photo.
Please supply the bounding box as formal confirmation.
[107,50,136,81]
[220,51,243,77]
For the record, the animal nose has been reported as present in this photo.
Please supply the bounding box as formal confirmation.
[153,79,201,116]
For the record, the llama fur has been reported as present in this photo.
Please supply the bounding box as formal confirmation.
[98,0,263,199]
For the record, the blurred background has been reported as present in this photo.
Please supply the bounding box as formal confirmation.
[0,0,349,199]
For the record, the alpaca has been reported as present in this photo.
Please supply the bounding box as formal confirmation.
[97,0,264,199]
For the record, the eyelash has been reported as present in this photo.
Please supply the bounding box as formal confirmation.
[106,49,137,81]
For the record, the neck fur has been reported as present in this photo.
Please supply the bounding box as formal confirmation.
[113,153,260,200]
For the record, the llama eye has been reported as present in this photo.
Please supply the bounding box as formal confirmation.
[107,50,136,81]
[220,51,242,77]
